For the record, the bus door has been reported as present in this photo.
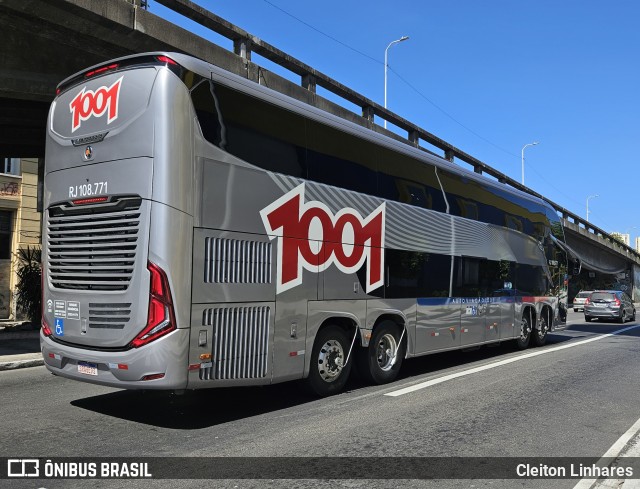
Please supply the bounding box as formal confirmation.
[478,259,517,341]
[415,298,461,354]
[456,257,486,347]
[459,299,486,347]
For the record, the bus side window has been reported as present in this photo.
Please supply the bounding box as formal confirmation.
[385,249,451,299]
[453,257,481,297]
[515,263,547,296]
[190,80,225,148]
[306,120,377,197]
[205,83,307,178]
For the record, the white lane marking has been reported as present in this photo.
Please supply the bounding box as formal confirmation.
[572,416,640,489]
[385,323,640,397]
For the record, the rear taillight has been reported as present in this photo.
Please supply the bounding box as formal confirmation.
[41,265,50,336]
[130,262,177,348]
[72,197,109,206]
[614,297,621,306]
[585,297,590,305]
[85,63,119,78]
[42,318,52,337]
[156,55,177,65]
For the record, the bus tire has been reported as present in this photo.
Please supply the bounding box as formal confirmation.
[531,315,548,347]
[306,325,352,397]
[515,314,532,350]
[357,321,405,385]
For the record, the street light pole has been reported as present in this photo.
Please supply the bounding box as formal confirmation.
[586,194,599,222]
[384,36,409,129]
[521,141,539,185]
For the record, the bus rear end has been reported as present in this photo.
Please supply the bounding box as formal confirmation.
[40,54,193,390]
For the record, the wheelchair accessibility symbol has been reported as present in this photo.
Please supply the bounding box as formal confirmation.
[55,318,64,336]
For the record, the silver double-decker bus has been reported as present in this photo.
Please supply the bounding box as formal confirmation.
[41,52,567,396]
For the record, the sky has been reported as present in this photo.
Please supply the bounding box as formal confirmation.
[150,0,639,242]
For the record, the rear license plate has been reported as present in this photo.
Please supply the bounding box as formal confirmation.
[78,361,98,376]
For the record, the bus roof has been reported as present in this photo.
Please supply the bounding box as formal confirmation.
[57,51,554,215]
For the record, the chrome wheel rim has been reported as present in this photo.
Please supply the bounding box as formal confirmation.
[538,318,548,338]
[520,318,531,341]
[317,339,345,382]
[376,333,398,372]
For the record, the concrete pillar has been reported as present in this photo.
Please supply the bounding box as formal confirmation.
[408,130,420,147]
[233,38,252,62]
[302,74,316,93]
[473,165,483,175]
[362,106,375,122]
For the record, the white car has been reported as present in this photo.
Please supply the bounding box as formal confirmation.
[573,291,593,312]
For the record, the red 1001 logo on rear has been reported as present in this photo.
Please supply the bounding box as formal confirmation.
[69,76,123,133]
[260,184,386,294]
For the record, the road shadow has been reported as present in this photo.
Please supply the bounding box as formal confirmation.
[565,321,640,337]
[394,331,577,382]
[70,380,320,430]
[0,336,40,355]
[71,332,580,429]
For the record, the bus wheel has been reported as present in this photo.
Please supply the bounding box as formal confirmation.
[306,325,352,397]
[531,315,548,347]
[357,321,405,385]
[515,314,531,350]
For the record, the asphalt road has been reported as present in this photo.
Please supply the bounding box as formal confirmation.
[2,310,640,489]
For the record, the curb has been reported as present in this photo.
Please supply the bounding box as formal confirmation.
[0,350,45,371]
[0,357,44,371]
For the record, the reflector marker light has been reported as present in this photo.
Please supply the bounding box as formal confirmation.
[199,353,212,361]
[141,373,165,381]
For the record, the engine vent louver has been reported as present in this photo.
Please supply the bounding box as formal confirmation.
[47,198,141,291]
[88,303,132,330]
[204,237,272,284]
[201,306,270,380]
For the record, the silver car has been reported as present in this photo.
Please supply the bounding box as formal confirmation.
[573,290,593,312]
[584,290,636,323]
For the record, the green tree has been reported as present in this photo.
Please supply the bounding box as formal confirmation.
[15,246,41,325]
[610,232,627,245]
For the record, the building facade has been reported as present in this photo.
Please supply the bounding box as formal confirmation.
[0,157,41,320]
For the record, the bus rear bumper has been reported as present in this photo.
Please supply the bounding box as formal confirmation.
[40,328,189,390]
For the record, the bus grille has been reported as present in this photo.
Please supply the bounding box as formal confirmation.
[89,303,132,330]
[204,238,272,284]
[47,197,141,291]
[201,306,270,380]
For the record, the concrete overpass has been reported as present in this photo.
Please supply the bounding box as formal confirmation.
[2,0,639,297]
